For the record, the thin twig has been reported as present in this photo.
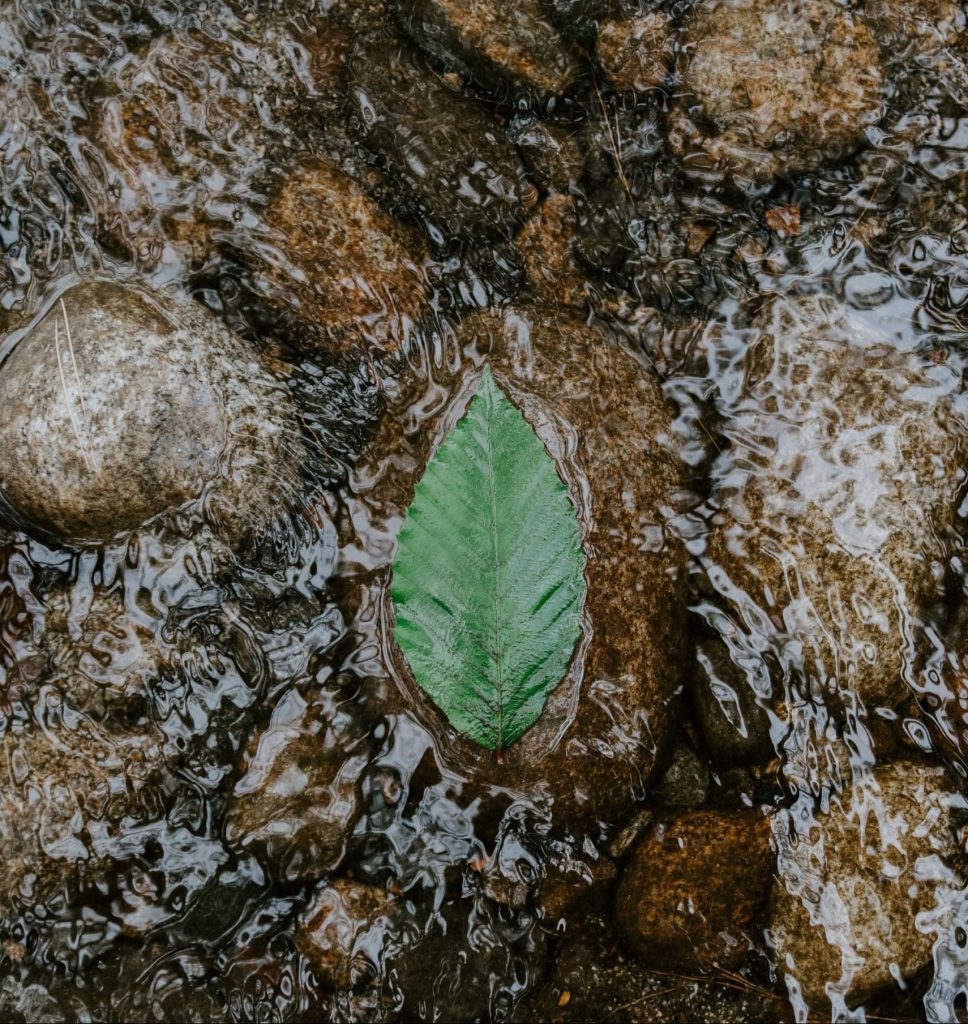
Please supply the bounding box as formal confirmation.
[60,297,87,422]
[54,317,91,471]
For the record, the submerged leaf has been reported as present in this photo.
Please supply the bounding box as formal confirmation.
[390,366,586,750]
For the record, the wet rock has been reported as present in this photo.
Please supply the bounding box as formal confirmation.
[704,294,964,711]
[396,0,582,102]
[864,0,965,58]
[770,760,965,1009]
[253,158,429,354]
[652,742,710,811]
[295,879,398,989]
[516,195,591,309]
[508,115,586,194]
[516,909,788,1024]
[538,851,618,925]
[0,280,304,550]
[615,809,774,969]
[347,305,689,836]
[40,587,160,726]
[0,720,170,919]
[542,0,610,42]
[347,36,532,240]
[95,17,334,271]
[669,0,885,190]
[224,685,373,884]
[574,172,754,312]
[691,637,775,765]
[597,12,674,94]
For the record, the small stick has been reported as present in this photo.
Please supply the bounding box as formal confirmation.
[54,317,91,471]
[60,297,87,422]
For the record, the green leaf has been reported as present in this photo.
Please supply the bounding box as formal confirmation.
[390,365,586,750]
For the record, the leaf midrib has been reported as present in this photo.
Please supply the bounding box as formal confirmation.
[484,381,506,750]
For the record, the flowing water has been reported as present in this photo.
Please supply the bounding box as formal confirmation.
[0,1,967,1021]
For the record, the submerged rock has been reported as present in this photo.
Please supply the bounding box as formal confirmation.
[347,37,532,241]
[704,294,963,711]
[615,809,774,969]
[346,306,689,836]
[295,879,398,989]
[254,158,429,354]
[669,0,885,189]
[691,637,775,765]
[396,0,582,102]
[596,11,674,94]
[0,280,304,549]
[0,721,168,919]
[864,0,965,57]
[516,195,590,309]
[224,685,373,884]
[574,172,754,312]
[770,760,965,1009]
[507,115,586,194]
[652,742,710,811]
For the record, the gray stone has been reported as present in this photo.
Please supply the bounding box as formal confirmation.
[652,742,710,811]
[704,294,963,712]
[396,0,582,102]
[0,280,304,549]
[224,686,373,884]
[669,0,885,189]
[770,760,966,1010]
[347,36,532,240]
[345,306,689,836]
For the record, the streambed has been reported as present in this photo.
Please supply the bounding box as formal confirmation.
[0,2,966,1022]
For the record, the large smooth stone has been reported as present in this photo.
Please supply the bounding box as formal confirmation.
[770,760,966,1010]
[703,294,963,711]
[344,306,689,835]
[0,280,303,548]
[669,0,885,189]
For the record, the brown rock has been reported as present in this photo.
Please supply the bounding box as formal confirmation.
[508,117,586,194]
[347,36,531,241]
[0,280,304,549]
[770,760,965,1010]
[345,306,689,836]
[295,879,397,989]
[0,720,168,918]
[224,686,373,884]
[597,12,675,94]
[669,0,885,189]
[704,294,963,712]
[691,637,775,765]
[615,809,775,970]
[254,158,429,355]
[538,853,618,926]
[865,0,965,57]
[397,0,582,101]
[516,195,590,309]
